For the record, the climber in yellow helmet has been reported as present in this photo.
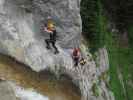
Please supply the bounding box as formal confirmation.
[43,17,59,54]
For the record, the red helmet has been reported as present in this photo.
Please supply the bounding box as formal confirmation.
[74,48,80,52]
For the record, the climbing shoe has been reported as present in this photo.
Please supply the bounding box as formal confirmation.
[54,50,59,54]
[46,46,51,49]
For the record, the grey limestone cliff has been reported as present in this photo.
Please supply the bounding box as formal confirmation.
[0,0,114,100]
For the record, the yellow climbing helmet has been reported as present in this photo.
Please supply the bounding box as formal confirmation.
[47,18,55,29]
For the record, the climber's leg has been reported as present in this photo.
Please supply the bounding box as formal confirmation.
[51,41,59,54]
[74,57,79,67]
[45,39,51,49]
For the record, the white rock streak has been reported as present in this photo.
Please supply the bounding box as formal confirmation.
[10,82,49,100]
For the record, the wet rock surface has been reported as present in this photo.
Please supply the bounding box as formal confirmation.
[0,54,81,100]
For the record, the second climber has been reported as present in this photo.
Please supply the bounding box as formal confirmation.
[72,48,81,66]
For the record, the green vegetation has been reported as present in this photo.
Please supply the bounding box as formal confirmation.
[81,0,133,100]
[92,82,100,97]
[80,0,105,51]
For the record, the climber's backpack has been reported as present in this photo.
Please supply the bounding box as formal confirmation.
[79,58,87,66]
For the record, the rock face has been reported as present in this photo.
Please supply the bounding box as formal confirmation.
[0,0,114,100]
[0,81,18,100]
[96,47,110,76]
[0,0,81,71]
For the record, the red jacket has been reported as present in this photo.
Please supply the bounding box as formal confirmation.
[72,48,80,58]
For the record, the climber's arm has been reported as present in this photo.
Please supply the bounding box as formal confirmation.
[44,27,53,33]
